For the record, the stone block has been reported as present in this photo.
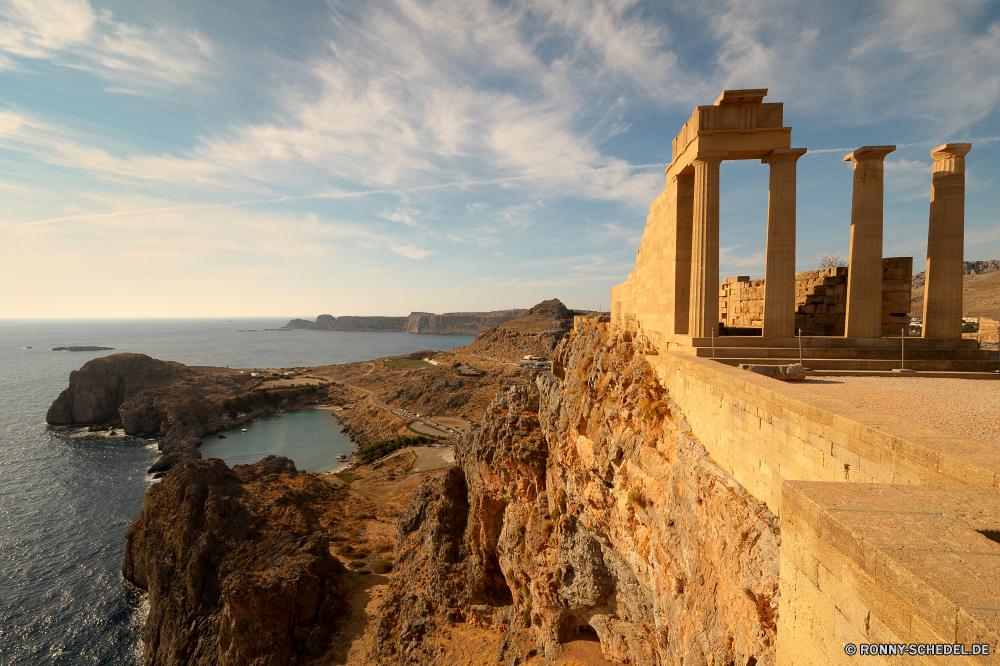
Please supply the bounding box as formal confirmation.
[738,363,807,380]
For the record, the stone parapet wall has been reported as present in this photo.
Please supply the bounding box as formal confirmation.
[718,258,912,337]
[979,317,999,345]
[646,350,999,515]
[779,482,1000,664]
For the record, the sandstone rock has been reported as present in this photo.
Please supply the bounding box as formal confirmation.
[375,321,779,665]
[123,456,347,666]
[738,363,807,380]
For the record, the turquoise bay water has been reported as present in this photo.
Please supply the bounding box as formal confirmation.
[200,409,354,473]
[0,319,473,665]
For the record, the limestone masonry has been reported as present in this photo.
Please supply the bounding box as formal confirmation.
[609,90,999,664]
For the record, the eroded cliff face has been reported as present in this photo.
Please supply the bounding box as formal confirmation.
[376,320,779,665]
[405,310,527,334]
[123,456,347,666]
[46,353,253,473]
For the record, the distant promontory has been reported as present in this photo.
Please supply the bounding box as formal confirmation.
[52,346,116,352]
[283,309,527,335]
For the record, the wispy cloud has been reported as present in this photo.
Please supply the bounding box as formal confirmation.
[709,0,1000,133]
[0,0,215,86]
[390,245,434,259]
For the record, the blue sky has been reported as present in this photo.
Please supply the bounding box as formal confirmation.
[1,0,998,318]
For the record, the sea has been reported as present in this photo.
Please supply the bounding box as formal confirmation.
[0,319,474,665]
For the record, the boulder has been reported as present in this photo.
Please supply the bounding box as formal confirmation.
[738,362,807,381]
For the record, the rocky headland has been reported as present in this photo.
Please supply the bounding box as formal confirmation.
[50,298,786,664]
[463,298,575,361]
[52,345,116,351]
[283,309,528,335]
[46,353,254,474]
[405,309,527,334]
[122,455,349,665]
[108,309,782,665]
[283,315,409,332]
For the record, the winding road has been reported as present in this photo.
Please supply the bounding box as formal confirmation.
[333,363,454,438]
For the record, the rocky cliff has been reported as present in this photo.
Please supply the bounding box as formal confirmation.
[123,456,348,665]
[284,315,409,332]
[46,353,252,473]
[405,310,527,334]
[282,310,528,334]
[463,299,574,361]
[374,319,780,665]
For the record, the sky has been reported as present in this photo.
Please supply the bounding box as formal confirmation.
[1,0,998,318]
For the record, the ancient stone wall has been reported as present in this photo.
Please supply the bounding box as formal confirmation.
[645,349,998,515]
[718,258,912,337]
[779,483,1000,664]
[978,317,999,346]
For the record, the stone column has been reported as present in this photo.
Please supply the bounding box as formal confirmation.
[673,172,695,334]
[843,145,895,338]
[689,155,723,338]
[761,148,807,338]
[922,143,972,339]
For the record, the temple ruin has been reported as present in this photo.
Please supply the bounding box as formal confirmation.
[612,89,993,372]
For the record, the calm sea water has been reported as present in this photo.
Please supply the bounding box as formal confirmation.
[0,319,473,665]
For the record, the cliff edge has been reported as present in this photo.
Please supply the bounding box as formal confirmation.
[46,353,252,473]
[123,456,347,665]
[374,318,778,665]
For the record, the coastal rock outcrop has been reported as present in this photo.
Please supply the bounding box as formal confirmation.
[374,319,779,665]
[284,315,409,332]
[123,456,347,666]
[282,310,528,334]
[463,299,575,361]
[405,309,527,335]
[46,353,252,472]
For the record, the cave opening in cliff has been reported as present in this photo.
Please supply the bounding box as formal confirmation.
[558,615,600,643]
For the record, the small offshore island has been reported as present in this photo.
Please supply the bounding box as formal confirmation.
[52,345,116,352]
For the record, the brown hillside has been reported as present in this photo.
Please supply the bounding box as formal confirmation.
[461,298,574,361]
[910,268,1000,320]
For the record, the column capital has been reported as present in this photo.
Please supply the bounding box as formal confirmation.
[692,150,728,166]
[762,147,807,164]
[844,145,896,164]
[931,143,972,161]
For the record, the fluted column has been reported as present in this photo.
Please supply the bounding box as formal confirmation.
[761,148,807,338]
[922,143,972,339]
[843,145,895,338]
[689,156,723,338]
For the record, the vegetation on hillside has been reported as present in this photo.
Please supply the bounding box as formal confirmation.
[356,434,436,464]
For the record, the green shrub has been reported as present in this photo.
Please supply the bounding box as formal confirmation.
[356,435,435,464]
[628,488,647,509]
[371,559,393,574]
[376,543,393,553]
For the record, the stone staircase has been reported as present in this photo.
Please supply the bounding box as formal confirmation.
[688,336,998,373]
